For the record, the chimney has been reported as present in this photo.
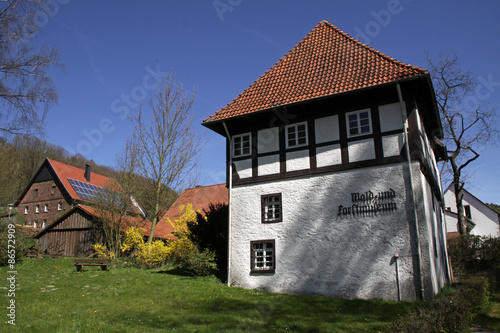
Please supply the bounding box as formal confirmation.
[84,164,91,182]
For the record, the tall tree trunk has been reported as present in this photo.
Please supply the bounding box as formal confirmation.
[450,157,467,234]
[147,180,162,243]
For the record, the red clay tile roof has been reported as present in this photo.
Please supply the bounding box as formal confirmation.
[79,205,167,239]
[155,184,228,240]
[204,20,427,123]
[48,159,120,202]
[37,204,168,239]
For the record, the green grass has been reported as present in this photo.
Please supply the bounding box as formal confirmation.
[0,257,417,332]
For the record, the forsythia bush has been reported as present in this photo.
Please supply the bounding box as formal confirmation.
[135,241,172,269]
[116,205,217,273]
[93,243,115,260]
[121,226,147,254]
[166,204,218,275]
[121,226,171,269]
[165,204,199,262]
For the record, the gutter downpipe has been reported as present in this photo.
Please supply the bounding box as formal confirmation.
[397,83,425,300]
[222,121,233,287]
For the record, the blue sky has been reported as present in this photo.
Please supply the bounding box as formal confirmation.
[34,1,499,204]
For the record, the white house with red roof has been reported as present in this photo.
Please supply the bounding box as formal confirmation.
[444,184,500,237]
[203,21,450,300]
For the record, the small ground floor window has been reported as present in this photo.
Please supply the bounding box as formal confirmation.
[250,240,275,273]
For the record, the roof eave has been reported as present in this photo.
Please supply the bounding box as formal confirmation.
[203,74,430,135]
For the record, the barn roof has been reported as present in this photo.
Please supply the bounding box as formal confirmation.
[34,204,168,239]
[155,184,228,240]
[204,20,427,124]
[48,159,119,202]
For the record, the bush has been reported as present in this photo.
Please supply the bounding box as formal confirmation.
[135,241,171,269]
[389,278,490,333]
[93,243,115,260]
[447,234,500,290]
[189,203,228,278]
[178,248,217,276]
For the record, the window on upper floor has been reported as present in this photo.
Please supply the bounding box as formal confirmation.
[24,207,28,214]
[58,202,62,211]
[261,193,282,223]
[347,109,372,138]
[42,220,46,229]
[250,240,275,273]
[34,188,38,198]
[233,133,251,157]
[52,185,56,195]
[33,221,38,228]
[464,205,472,219]
[286,122,308,148]
[35,205,40,213]
[44,204,48,212]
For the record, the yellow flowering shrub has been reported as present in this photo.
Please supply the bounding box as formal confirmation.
[121,226,146,254]
[165,204,199,262]
[167,204,198,237]
[135,240,172,269]
[93,243,115,260]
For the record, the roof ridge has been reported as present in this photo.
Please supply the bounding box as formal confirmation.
[205,20,427,123]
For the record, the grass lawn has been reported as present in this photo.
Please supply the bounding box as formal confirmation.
[0,257,417,332]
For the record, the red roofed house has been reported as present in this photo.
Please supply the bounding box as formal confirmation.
[155,184,228,240]
[202,21,450,300]
[15,158,155,256]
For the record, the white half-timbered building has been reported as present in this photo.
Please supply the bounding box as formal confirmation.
[203,21,450,300]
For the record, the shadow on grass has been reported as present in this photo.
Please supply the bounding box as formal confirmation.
[154,267,227,282]
[154,267,194,276]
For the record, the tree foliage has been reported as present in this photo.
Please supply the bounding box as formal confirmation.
[426,52,499,234]
[189,203,228,278]
[0,0,62,135]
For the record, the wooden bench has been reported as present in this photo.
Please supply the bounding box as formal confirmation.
[73,259,110,272]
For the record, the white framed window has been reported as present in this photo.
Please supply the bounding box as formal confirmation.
[33,221,38,228]
[233,133,251,157]
[42,220,46,229]
[35,205,40,213]
[261,193,282,223]
[347,109,372,137]
[44,204,48,212]
[286,122,308,148]
[24,207,28,214]
[58,203,62,211]
[250,240,275,273]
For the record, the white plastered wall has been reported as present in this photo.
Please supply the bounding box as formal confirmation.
[229,163,427,300]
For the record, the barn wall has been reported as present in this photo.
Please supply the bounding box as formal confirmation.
[36,210,102,257]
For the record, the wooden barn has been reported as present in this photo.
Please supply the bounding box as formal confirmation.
[34,204,165,257]
[35,205,103,257]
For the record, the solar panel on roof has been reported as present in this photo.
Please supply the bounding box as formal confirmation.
[68,178,132,210]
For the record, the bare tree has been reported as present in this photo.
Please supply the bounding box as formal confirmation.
[91,138,146,258]
[130,72,205,243]
[0,0,61,135]
[426,52,499,234]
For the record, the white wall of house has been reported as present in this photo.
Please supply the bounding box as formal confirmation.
[229,162,448,300]
[444,187,500,237]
